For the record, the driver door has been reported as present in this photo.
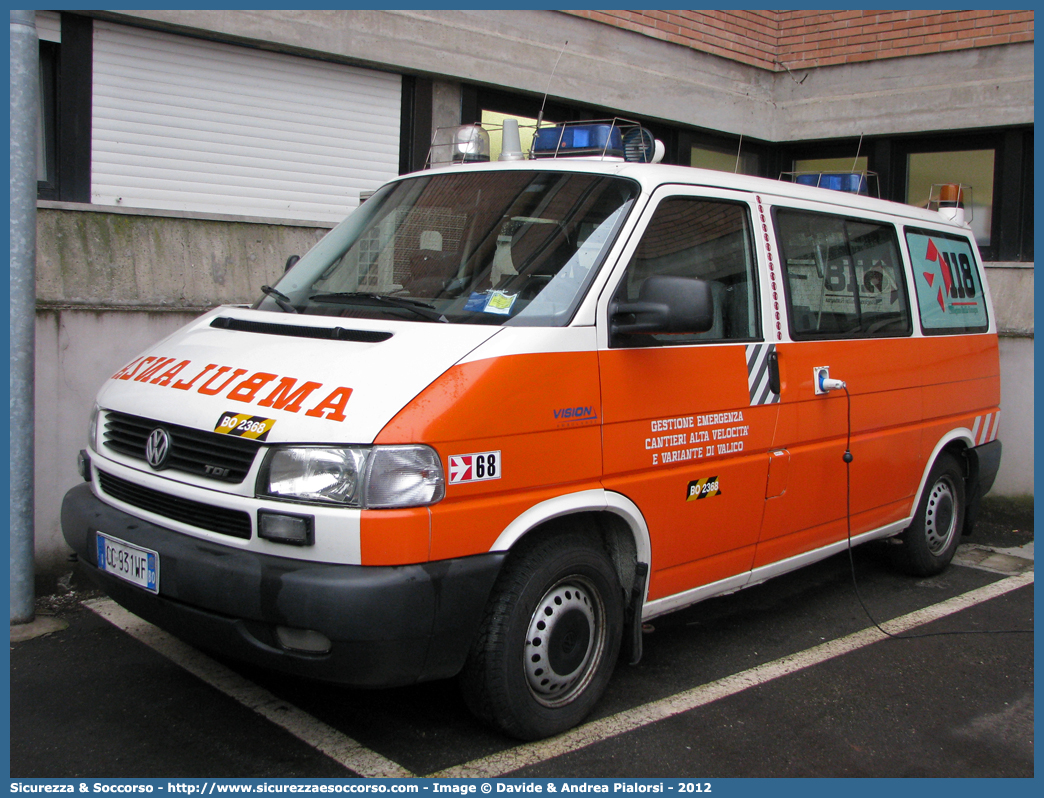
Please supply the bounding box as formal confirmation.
[598,187,778,605]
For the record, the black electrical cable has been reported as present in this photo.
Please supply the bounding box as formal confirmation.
[840,384,1032,638]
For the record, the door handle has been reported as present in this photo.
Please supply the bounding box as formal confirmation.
[768,349,780,395]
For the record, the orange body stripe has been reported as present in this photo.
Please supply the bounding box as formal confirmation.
[361,332,999,602]
[359,508,430,566]
[370,351,602,563]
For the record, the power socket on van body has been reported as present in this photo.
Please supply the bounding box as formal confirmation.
[814,366,846,394]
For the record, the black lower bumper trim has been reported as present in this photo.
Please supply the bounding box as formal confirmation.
[62,483,505,686]
[963,439,1003,538]
[972,439,1003,497]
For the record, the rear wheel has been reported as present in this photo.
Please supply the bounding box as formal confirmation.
[893,452,965,576]
[460,533,623,740]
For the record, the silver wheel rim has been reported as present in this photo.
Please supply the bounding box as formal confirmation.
[524,576,606,708]
[925,476,958,555]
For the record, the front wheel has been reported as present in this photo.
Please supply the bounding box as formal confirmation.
[460,533,624,740]
[893,452,966,576]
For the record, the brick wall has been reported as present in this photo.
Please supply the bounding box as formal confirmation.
[563,10,1033,71]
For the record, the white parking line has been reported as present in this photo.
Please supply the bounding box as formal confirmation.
[433,571,1034,778]
[86,570,1033,779]
[84,598,414,779]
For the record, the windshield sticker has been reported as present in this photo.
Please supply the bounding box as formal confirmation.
[110,356,352,422]
[484,291,518,315]
[686,476,721,501]
[448,451,501,484]
[463,292,489,312]
[215,412,275,441]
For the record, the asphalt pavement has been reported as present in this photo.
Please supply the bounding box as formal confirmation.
[10,498,1033,780]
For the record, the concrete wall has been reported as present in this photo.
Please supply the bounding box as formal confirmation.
[37,203,330,310]
[565,10,1034,73]
[769,43,1034,140]
[33,205,331,578]
[95,10,1033,141]
[35,309,198,579]
[994,335,1034,495]
[983,264,1034,499]
[432,80,463,139]
[985,264,1034,337]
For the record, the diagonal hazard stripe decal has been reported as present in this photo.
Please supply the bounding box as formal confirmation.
[745,343,779,406]
[214,411,276,441]
[686,476,721,501]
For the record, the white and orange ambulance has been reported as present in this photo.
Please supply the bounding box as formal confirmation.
[63,120,1001,740]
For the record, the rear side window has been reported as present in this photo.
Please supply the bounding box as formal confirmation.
[775,208,911,339]
[905,228,989,334]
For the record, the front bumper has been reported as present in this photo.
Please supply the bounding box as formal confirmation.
[62,483,504,686]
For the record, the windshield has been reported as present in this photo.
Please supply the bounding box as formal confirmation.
[258,170,640,326]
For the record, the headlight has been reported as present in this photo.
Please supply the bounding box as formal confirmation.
[263,447,366,504]
[259,445,445,509]
[364,446,445,509]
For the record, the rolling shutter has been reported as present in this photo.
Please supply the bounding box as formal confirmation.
[91,21,401,223]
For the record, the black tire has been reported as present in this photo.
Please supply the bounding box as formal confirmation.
[460,533,624,740]
[893,452,966,576]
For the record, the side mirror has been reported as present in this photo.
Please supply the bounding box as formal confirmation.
[284,255,300,272]
[610,275,714,336]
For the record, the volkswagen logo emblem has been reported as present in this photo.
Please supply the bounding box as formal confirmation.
[145,428,171,469]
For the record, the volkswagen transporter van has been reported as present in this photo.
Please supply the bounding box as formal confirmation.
[63,120,1002,740]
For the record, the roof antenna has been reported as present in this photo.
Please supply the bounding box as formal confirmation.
[851,133,864,172]
[536,40,568,131]
[734,134,744,173]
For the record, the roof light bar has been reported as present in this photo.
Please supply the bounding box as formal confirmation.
[532,123,625,159]
[779,170,879,197]
[425,118,663,168]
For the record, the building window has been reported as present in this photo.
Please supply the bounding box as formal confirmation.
[789,156,873,195]
[793,156,869,175]
[481,110,547,162]
[786,131,1028,262]
[691,144,758,176]
[37,41,58,194]
[464,84,682,164]
[36,12,93,203]
[906,149,995,247]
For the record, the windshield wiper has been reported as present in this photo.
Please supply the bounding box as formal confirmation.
[260,285,298,314]
[309,292,448,323]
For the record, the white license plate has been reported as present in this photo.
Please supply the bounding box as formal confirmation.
[96,532,159,594]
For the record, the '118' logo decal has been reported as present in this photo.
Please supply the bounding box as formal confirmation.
[924,238,977,311]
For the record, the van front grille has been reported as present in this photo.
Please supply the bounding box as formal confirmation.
[97,470,252,540]
[103,411,260,483]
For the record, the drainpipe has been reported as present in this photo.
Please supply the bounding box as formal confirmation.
[10,9,38,624]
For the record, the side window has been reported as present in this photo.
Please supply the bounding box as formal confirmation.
[611,198,759,346]
[905,228,989,334]
[775,208,911,338]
